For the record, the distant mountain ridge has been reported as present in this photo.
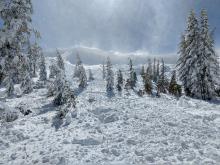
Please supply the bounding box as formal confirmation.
[44,46,178,65]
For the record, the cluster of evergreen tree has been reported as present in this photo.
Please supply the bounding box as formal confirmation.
[48,50,76,118]
[0,0,47,97]
[141,58,181,97]
[177,9,220,100]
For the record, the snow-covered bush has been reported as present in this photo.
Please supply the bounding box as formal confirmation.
[0,102,18,122]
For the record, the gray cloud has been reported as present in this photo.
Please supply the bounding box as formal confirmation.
[32,0,220,54]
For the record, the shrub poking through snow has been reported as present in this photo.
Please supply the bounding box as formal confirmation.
[0,102,18,122]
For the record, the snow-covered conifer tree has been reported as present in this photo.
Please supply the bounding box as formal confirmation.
[56,50,65,71]
[156,60,160,82]
[73,53,82,78]
[3,72,14,97]
[128,58,136,88]
[168,70,180,96]
[153,58,157,82]
[146,59,153,80]
[116,69,123,92]
[144,72,153,95]
[191,9,220,100]
[177,9,220,100]
[28,42,41,77]
[78,65,87,88]
[49,63,57,79]
[20,73,33,94]
[88,69,94,81]
[0,0,34,94]
[157,59,169,93]
[102,61,106,80]
[176,10,200,97]
[106,57,114,92]
[39,54,47,82]
[140,65,145,77]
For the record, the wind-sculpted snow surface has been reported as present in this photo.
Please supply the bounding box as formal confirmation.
[0,62,220,165]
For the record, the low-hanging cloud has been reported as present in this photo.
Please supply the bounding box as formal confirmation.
[32,0,220,54]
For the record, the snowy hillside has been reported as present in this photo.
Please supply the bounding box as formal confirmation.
[0,59,220,165]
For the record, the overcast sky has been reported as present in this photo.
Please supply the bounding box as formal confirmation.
[2,0,220,54]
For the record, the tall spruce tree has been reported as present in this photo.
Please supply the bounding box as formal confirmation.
[177,9,220,100]
[78,65,87,88]
[191,9,219,100]
[0,0,34,96]
[157,59,169,93]
[177,10,200,97]
[56,50,65,71]
[128,58,136,88]
[153,58,157,82]
[39,53,47,82]
[144,72,153,95]
[146,58,153,80]
[102,61,106,80]
[116,69,123,92]
[168,70,181,97]
[140,65,145,78]
[88,69,94,81]
[106,57,114,92]
[73,53,82,78]
[156,60,160,82]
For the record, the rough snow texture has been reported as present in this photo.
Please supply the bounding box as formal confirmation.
[0,60,220,165]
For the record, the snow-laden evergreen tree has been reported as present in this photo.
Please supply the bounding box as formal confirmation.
[20,73,33,94]
[144,71,153,95]
[78,65,87,88]
[53,69,77,119]
[106,57,114,92]
[128,58,136,88]
[157,59,169,93]
[156,60,160,82]
[73,53,82,78]
[176,10,200,97]
[0,0,34,94]
[88,69,94,81]
[102,61,106,80]
[39,53,47,82]
[3,72,14,97]
[140,65,145,77]
[49,63,57,79]
[56,50,65,71]
[116,69,123,92]
[153,58,157,82]
[190,9,220,100]
[56,83,76,119]
[168,70,181,97]
[146,59,153,80]
[177,9,220,100]
[28,37,41,78]
[53,70,67,106]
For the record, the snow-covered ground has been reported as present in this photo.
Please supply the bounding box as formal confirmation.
[0,59,220,165]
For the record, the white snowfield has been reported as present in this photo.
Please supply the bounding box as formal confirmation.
[0,59,220,165]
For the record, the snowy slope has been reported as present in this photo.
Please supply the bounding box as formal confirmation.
[0,59,220,165]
